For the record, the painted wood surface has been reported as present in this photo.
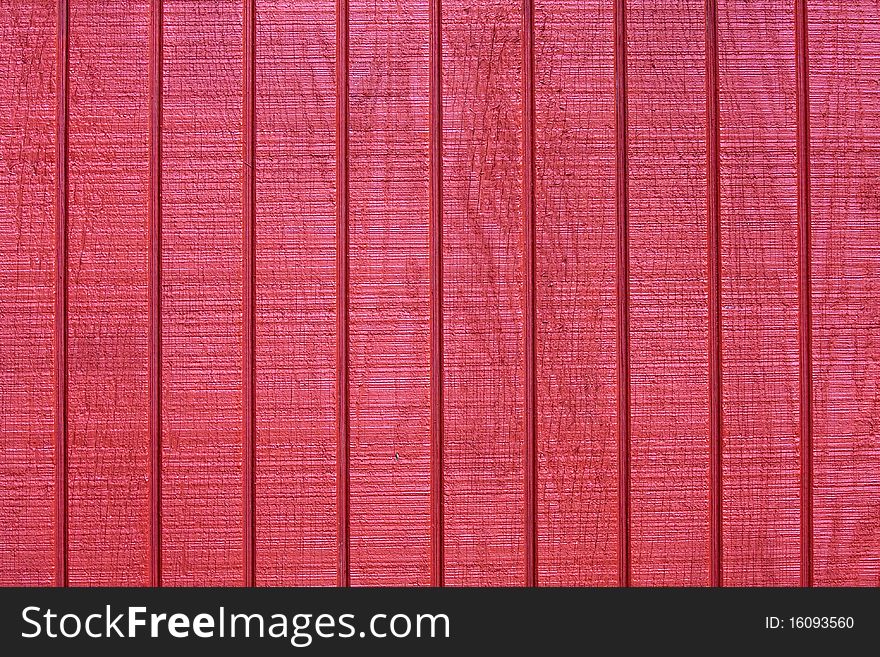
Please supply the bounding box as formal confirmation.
[810,0,880,586]
[718,0,801,586]
[1,0,878,586]
[255,0,338,587]
[67,0,151,585]
[627,0,712,586]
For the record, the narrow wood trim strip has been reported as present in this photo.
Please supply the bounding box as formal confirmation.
[705,0,724,588]
[795,0,814,588]
[148,0,164,588]
[429,0,445,588]
[242,0,257,588]
[522,0,538,588]
[54,0,69,589]
[614,0,631,589]
[335,0,351,588]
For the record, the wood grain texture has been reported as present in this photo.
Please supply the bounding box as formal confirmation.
[66,0,151,586]
[627,0,711,586]
[0,0,57,586]
[534,0,619,585]
[348,0,432,585]
[717,0,801,586]
[428,0,444,586]
[810,0,880,586]
[2,0,880,587]
[442,0,525,586]
[254,0,337,587]
[160,0,244,585]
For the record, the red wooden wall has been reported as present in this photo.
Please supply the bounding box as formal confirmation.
[1,0,878,587]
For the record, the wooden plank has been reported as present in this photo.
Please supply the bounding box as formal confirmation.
[627,0,711,585]
[533,0,619,585]
[442,0,525,585]
[254,0,337,586]
[348,0,432,585]
[717,0,801,586]
[0,0,58,586]
[3,0,880,588]
[65,0,151,586]
[810,0,880,586]
[160,0,244,585]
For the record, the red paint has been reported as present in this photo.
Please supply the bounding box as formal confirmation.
[160,0,245,585]
[718,0,801,586]
[614,0,632,589]
[0,0,57,587]
[67,0,152,586]
[148,0,163,588]
[254,0,337,586]
[429,0,445,587]
[335,0,350,588]
[535,0,619,586]
[628,0,711,586]
[242,0,257,588]
[810,0,880,586]
[348,0,432,586]
[2,0,879,587]
[705,0,724,587]
[442,0,526,586]
[795,0,814,588]
[54,0,69,588]
[522,0,538,588]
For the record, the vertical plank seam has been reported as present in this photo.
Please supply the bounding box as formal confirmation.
[705,0,724,588]
[336,0,351,588]
[614,0,631,589]
[242,0,257,588]
[429,0,445,588]
[795,0,813,588]
[149,0,163,588]
[522,0,538,588]
[54,0,69,589]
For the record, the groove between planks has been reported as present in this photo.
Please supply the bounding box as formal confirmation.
[336,0,351,588]
[243,0,258,588]
[614,0,631,589]
[795,0,813,588]
[522,0,538,588]
[705,0,724,588]
[429,0,445,588]
[54,0,69,589]
[148,0,164,588]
